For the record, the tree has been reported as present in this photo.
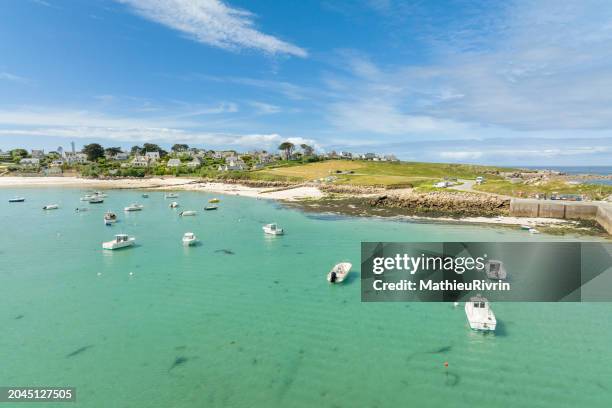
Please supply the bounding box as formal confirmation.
[131,145,143,156]
[83,143,105,162]
[143,143,161,152]
[11,148,28,160]
[105,147,122,157]
[278,142,295,159]
[172,144,189,152]
[300,144,314,156]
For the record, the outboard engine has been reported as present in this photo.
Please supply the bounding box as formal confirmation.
[330,271,337,283]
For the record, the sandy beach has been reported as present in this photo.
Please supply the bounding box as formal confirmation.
[0,176,324,201]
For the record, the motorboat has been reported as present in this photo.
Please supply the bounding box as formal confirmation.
[204,205,218,211]
[43,204,59,210]
[208,198,220,203]
[484,260,507,280]
[81,191,106,201]
[89,197,104,204]
[104,211,117,225]
[327,262,352,283]
[520,224,532,230]
[182,232,198,246]
[165,193,179,199]
[8,197,25,203]
[179,210,197,216]
[124,204,143,212]
[169,201,179,208]
[142,193,149,198]
[262,223,283,235]
[465,295,496,331]
[529,228,540,234]
[102,234,135,250]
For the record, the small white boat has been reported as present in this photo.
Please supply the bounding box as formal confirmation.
[80,195,92,201]
[142,193,149,198]
[465,295,496,331]
[8,197,25,203]
[104,211,117,225]
[520,224,532,230]
[484,260,507,280]
[262,223,283,235]
[124,204,143,212]
[165,193,179,199]
[529,228,540,234]
[179,210,197,216]
[43,204,59,210]
[204,205,218,211]
[169,201,179,208]
[89,197,104,204]
[182,232,198,246]
[327,262,352,283]
[93,191,107,198]
[102,234,135,250]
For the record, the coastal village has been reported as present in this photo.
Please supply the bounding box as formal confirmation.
[0,142,399,177]
[1,141,611,236]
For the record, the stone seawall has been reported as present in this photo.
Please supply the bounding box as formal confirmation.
[370,192,510,217]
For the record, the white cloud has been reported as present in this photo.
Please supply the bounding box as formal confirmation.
[248,101,281,115]
[0,106,317,151]
[0,72,30,84]
[324,0,612,135]
[118,0,307,57]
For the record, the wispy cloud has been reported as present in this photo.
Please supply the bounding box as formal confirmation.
[117,0,307,57]
[0,106,316,151]
[0,72,30,84]
[323,0,612,136]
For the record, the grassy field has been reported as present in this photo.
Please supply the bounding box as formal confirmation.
[474,179,612,200]
[254,160,509,187]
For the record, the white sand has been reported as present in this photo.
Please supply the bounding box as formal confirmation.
[0,176,323,201]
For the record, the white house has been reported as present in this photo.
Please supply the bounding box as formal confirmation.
[64,152,88,164]
[31,149,45,159]
[20,158,40,167]
[0,150,11,160]
[111,152,129,161]
[218,157,247,171]
[131,156,149,167]
[186,157,201,168]
[167,158,181,168]
[145,152,160,162]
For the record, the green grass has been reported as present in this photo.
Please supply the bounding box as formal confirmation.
[254,160,511,187]
[474,179,612,200]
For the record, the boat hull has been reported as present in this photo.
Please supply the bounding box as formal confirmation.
[102,238,135,250]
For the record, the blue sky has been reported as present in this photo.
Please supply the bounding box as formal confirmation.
[1,0,611,165]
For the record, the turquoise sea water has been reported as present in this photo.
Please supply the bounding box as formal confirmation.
[1,188,611,408]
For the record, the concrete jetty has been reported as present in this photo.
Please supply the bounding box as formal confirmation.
[510,198,612,234]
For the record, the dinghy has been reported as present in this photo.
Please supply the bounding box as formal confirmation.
[43,204,59,210]
[8,197,25,203]
[179,210,197,216]
[182,232,198,246]
[327,262,352,283]
[124,204,143,212]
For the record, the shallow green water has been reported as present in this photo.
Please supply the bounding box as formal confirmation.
[1,188,611,407]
